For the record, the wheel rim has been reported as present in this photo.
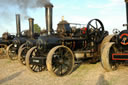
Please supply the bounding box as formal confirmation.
[100,35,114,53]
[47,45,74,77]
[101,42,118,71]
[87,19,104,43]
[18,47,28,65]
[7,44,17,60]
[18,43,26,54]
[26,46,45,73]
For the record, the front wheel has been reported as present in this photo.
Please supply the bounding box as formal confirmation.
[101,42,118,71]
[6,44,17,60]
[18,47,28,65]
[26,46,46,73]
[46,45,75,77]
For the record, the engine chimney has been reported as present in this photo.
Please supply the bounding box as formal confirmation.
[45,4,53,35]
[125,0,128,29]
[28,18,34,38]
[16,14,21,37]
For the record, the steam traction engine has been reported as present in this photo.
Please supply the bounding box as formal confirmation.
[18,18,39,65]
[25,4,108,77]
[6,14,39,60]
[0,32,15,56]
[101,0,128,71]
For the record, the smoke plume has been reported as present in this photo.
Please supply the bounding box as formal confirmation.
[0,0,52,8]
[0,0,52,36]
[0,0,52,19]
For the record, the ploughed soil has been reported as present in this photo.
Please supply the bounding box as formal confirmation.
[0,59,128,85]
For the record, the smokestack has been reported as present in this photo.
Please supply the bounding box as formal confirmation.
[125,0,128,29]
[16,14,21,37]
[28,18,34,38]
[45,4,53,35]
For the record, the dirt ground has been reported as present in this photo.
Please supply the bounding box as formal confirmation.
[0,59,128,85]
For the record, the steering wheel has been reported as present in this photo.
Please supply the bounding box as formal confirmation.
[113,29,120,35]
[87,19,104,43]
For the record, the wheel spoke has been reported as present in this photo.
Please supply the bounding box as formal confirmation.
[32,51,36,56]
[60,64,62,75]
[53,67,58,72]
[63,63,70,68]
[90,24,96,29]
[58,48,62,54]
[98,27,102,31]
[60,48,65,58]
[55,65,62,75]
[31,65,35,69]
[89,31,95,35]
[53,62,60,70]
[39,66,43,71]
[33,65,37,71]
[53,66,58,72]
[39,66,42,71]
[64,50,70,56]
[95,21,98,28]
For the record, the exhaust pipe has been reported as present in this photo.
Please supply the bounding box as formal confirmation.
[45,4,53,35]
[28,18,34,38]
[16,14,21,37]
[125,0,128,29]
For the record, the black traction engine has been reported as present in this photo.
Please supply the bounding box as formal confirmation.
[0,32,15,56]
[6,14,39,60]
[101,0,128,72]
[24,4,108,77]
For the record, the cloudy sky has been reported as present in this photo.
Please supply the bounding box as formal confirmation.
[0,0,126,36]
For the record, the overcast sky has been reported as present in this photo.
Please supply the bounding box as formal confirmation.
[0,0,126,36]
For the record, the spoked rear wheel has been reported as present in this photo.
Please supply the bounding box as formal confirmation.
[6,44,18,60]
[101,42,118,71]
[18,47,28,65]
[46,45,75,77]
[26,46,46,73]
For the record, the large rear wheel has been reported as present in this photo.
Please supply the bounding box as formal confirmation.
[101,42,118,71]
[46,45,75,77]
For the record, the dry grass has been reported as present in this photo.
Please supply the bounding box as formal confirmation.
[0,59,128,85]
